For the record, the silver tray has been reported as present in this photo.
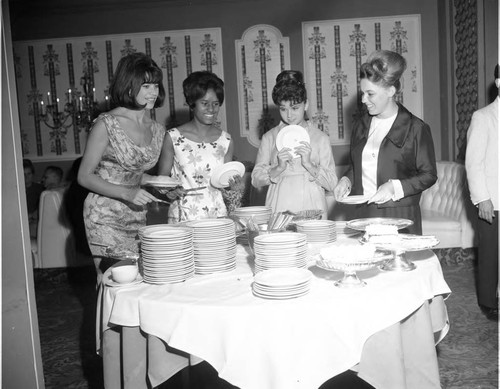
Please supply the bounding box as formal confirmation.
[316,250,392,272]
[359,234,440,251]
[346,217,413,232]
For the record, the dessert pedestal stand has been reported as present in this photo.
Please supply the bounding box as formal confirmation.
[344,217,421,273]
[316,254,391,288]
[380,247,416,272]
[375,236,440,272]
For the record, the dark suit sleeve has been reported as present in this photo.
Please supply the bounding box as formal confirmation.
[399,122,437,196]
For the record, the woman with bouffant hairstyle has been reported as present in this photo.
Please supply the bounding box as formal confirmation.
[334,50,437,234]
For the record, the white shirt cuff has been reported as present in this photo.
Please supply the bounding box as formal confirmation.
[390,179,404,201]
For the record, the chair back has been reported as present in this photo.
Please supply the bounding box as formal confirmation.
[36,187,77,268]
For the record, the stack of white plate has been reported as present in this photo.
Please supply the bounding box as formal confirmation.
[138,225,195,284]
[232,206,272,226]
[253,267,313,299]
[334,221,359,236]
[295,220,337,244]
[253,232,308,273]
[185,219,237,275]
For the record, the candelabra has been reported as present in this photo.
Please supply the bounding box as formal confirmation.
[38,73,106,135]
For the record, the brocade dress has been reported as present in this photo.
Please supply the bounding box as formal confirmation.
[167,127,231,223]
[83,113,166,256]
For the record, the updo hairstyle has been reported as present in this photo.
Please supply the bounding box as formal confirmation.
[360,50,407,93]
[272,70,307,105]
[109,52,166,110]
[183,71,225,108]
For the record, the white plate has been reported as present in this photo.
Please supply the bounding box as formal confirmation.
[186,218,235,228]
[143,175,181,188]
[254,232,307,244]
[210,161,245,188]
[253,288,310,300]
[275,125,310,158]
[337,195,371,204]
[254,267,312,287]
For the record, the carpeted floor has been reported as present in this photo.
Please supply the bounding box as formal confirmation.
[35,249,498,389]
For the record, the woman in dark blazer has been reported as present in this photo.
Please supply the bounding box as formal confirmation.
[334,50,437,234]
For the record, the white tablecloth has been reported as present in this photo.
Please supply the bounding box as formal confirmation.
[98,241,451,389]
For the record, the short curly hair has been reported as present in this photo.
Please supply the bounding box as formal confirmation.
[183,71,225,108]
[109,52,166,110]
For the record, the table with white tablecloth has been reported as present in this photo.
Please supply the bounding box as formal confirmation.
[97,242,451,389]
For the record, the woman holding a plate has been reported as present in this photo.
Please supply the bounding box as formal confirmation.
[334,50,437,234]
[158,71,237,222]
[78,53,166,283]
[251,70,338,219]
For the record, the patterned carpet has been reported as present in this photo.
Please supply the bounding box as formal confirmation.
[35,249,498,389]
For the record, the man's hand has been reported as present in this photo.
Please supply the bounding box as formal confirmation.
[478,199,495,224]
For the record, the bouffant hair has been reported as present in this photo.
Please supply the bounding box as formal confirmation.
[271,70,307,105]
[360,50,407,93]
[109,52,166,110]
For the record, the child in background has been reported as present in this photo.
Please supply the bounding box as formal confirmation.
[251,70,338,219]
[41,165,64,189]
[23,159,44,238]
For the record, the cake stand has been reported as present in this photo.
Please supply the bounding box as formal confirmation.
[346,217,414,232]
[367,235,440,272]
[315,251,392,288]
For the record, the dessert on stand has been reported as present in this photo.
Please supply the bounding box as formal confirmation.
[349,218,439,271]
[316,244,391,288]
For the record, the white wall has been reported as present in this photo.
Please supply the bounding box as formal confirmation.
[2,2,45,387]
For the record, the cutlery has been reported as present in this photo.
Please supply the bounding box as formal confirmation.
[184,186,206,192]
[90,241,109,248]
[399,235,436,240]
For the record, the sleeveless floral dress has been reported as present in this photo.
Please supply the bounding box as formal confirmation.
[167,127,231,223]
[83,113,166,256]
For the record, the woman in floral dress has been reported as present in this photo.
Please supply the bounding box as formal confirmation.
[78,53,166,282]
[158,71,234,223]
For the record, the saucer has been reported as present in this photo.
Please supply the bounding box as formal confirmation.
[105,273,143,287]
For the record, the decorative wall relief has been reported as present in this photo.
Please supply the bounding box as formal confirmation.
[453,0,478,161]
[13,28,225,161]
[235,25,290,147]
[302,15,423,146]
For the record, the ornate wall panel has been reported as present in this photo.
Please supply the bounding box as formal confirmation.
[302,15,423,146]
[235,25,290,147]
[13,28,225,161]
[453,0,478,161]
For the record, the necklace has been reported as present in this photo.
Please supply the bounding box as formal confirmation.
[367,120,381,158]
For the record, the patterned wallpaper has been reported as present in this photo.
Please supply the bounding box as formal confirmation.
[13,28,226,161]
[302,14,423,146]
[235,25,291,147]
[453,0,478,161]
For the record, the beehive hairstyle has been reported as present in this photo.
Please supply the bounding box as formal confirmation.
[359,50,407,93]
[271,70,307,105]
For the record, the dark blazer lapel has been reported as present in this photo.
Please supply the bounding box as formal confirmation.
[385,103,412,148]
